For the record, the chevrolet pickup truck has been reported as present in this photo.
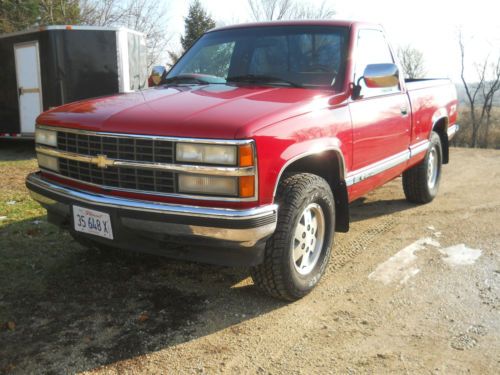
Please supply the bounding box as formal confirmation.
[26,20,458,300]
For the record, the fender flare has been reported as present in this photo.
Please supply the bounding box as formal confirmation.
[431,112,450,164]
[272,145,347,198]
[272,143,350,232]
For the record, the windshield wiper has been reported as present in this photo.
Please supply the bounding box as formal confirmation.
[164,74,226,85]
[227,74,302,88]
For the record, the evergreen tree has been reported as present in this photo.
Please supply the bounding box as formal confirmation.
[0,0,39,33]
[180,0,215,52]
[167,0,215,66]
[0,0,80,34]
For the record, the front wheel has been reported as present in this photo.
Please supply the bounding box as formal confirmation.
[403,131,443,203]
[251,173,335,301]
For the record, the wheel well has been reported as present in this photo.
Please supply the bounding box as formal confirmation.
[432,118,449,164]
[276,151,349,233]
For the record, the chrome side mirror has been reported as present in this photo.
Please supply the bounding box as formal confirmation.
[149,65,166,86]
[362,63,400,88]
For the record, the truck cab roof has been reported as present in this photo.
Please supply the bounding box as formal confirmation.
[210,20,381,33]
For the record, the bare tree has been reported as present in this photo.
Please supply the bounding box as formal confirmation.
[397,45,426,79]
[459,31,500,148]
[79,0,172,68]
[247,0,335,21]
[38,0,81,24]
[293,1,335,19]
[480,57,500,147]
[248,0,293,21]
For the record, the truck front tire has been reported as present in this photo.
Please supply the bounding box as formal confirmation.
[251,173,335,301]
[403,131,443,203]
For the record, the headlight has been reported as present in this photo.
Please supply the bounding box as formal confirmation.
[178,174,238,196]
[35,128,57,147]
[176,143,237,165]
[37,153,59,172]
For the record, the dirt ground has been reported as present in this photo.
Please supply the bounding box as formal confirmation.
[0,142,499,374]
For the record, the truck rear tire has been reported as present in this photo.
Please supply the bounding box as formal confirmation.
[403,131,442,203]
[251,173,335,301]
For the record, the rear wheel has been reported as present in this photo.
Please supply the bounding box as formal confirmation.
[403,131,443,203]
[251,173,335,301]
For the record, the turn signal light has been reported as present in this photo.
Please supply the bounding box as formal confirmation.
[239,144,254,167]
[239,176,255,198]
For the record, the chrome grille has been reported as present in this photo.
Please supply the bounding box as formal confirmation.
[57,132,174,163]
[56,131,176,193]
[59,159,175,193]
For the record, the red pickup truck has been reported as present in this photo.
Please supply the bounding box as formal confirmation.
[26,21,458,300]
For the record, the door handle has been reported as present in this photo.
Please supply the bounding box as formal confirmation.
[18,87,24,96]
[400,106,408,116]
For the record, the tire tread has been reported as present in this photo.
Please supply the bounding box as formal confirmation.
[403,132,442,204]
[251,173,334,301]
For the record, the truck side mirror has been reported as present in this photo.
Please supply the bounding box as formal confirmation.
[352,63,400,99]
[149,65,167,86]
[361,63,400,89]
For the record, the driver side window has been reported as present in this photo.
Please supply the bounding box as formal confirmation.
[182,41,235,78]
[355,29,398,97]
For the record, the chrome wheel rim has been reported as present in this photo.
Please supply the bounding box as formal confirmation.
[427,147,438,189]
[291,203,325,276]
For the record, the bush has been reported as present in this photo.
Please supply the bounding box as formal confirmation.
[451,107,500,149]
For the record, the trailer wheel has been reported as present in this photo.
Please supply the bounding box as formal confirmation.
[251,173,335,301]
[403,131,443,203]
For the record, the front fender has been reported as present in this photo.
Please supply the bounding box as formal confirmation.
[252,102,352,206]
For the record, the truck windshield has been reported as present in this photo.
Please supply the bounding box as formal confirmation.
[167,25,349,90]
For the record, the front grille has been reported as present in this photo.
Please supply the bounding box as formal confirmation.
[57,132,174,163]
[59,159,176,193]
[56,131,176,194]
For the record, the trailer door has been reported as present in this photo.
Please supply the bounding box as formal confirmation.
[14,41,43,135]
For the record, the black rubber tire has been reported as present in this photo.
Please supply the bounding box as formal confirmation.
[251,173,335,301]
[403,131,443,203]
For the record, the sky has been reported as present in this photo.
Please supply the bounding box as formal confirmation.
[164,0,500,82]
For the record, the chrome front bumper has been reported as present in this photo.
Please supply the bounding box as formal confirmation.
[26,173,277,248]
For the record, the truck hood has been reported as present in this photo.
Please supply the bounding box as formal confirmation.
[38,84,333,139]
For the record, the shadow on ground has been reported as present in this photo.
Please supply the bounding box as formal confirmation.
[0,216,283,374]
[0,191,418,373]
[350,196,417,223]
[0,140,35,162]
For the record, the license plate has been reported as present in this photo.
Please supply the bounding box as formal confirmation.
[73,205,114,240]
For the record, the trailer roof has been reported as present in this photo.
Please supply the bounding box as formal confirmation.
[0,25,144,39]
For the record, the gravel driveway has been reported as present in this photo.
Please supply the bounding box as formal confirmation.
[1,145,499,374]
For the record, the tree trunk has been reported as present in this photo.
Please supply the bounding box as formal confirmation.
[470,106,478,148]
[483,113,492,149]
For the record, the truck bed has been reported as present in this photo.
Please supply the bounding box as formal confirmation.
[405,78,453,91]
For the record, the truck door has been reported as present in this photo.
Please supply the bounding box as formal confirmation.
[14,41,43,135]
[348,29,411,171]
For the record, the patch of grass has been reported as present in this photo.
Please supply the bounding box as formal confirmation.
[0,140,43,225]
[0,142,76,307]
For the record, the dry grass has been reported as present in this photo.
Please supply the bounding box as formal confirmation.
[0,141,44,226]
[452,107,500,149]
[0,140,61,297]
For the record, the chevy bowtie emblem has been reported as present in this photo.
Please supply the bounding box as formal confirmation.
[92,154,115,169]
